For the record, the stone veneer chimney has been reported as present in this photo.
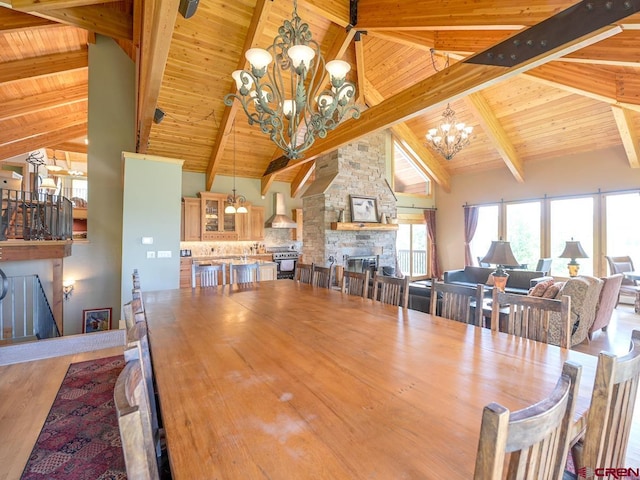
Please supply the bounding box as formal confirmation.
[302,131,397,270]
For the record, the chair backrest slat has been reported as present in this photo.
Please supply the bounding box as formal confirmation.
[312,265,333,289]
[114,359,160,480]
[491,289,571,349]
[230,262,260,285]
[372,273,409,308]
[192,263,226,287]
[342,270,370,298]
[431,281,484,326]
[474,362,582,480]
[577,330,640,472]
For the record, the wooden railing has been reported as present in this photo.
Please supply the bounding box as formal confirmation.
[397,249,428,277]
[1,189,73,241]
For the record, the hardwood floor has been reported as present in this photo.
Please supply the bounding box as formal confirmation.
[0,346,124,480]
[0,304,638,479]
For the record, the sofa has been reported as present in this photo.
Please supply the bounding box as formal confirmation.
[443,266,552,295]
[588,274,624,340]
[544,276,603,347]
[408,279,433,313]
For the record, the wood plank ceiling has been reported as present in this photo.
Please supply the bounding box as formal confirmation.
[1,0,639,195]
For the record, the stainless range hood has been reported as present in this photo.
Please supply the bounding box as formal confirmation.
[265,192,297,229]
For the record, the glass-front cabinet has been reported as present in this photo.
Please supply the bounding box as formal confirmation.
[200,192,238,241]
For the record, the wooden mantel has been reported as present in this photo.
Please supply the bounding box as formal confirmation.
[0,240,73,335]
[330,222,399,231]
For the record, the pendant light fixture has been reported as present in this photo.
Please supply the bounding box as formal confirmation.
[225,122,247,214]
[224,0,360,159]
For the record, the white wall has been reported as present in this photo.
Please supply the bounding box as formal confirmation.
[435,145,640,272]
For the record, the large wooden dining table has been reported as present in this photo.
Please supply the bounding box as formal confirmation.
[143,280,599,479]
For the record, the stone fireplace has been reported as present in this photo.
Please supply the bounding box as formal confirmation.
[302,131,397,272]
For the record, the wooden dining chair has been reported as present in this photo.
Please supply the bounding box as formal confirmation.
[430,281,485,327]
[372,273,409,307]
[192,262,225,287]
[342,270,370,298]
[474,361,582,480]
[569,330,640,477]
[230,262,260,285]
[132,288,144,315]
[132,268,141,290]
[294,262,314,284]
[114,358,160,480]
[312,265,333,289]
[490,289,572,349]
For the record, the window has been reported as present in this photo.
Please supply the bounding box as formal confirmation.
[396,221,428,277]
[550,197,593,277]
[506,202,541,269]
[470,205,499,265]
[605,192,640,267]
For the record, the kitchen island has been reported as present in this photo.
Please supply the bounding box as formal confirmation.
[181,255,277,286]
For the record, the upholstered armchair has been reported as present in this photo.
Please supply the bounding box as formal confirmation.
[605,255,640,307]
[588,274,624,339]
[548,276,603,348]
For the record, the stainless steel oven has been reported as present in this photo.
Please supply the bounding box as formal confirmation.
[271,250,300,280]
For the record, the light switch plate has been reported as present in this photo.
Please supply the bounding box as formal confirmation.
[147,251,156,259]
[157,250,172,258]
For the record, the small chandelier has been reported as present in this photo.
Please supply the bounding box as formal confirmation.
[225,123,247,214]
[224,0,360,160]
[46,150,64,172]
[425,103,473,160]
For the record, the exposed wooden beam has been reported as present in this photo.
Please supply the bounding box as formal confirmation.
[356,0,574,30]
[10,0,121,12]
[0,49,87,84]
[465,92,524,182]
[302,0,351,28]
[365,79,451,192]
[205,0,273,191]
[0,123,86,160]
[136,0,180,154]
[29,5,133,41]
[0,6,55,30]
[525,62,640,112]
[354,32,367,105]
[611,105,640,168]
[0,84,87,122]
[1,110,87,147]
[50,140,88,154]
[366,30,435,52]
[290,162,315,198]
[264,25,623,177]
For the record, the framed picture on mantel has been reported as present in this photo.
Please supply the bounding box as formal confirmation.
[350,195,379,223]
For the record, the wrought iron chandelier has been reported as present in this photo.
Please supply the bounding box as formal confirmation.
[225,123,247,214]
[224,0,360,159]
[425,103,473,161]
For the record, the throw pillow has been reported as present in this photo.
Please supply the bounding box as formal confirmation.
[543,282,565,299]
[528,279,555,297]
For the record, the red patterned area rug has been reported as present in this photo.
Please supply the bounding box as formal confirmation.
[21,355,126,480]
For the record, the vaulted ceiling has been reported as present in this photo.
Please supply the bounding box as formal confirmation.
[2,0,640,195]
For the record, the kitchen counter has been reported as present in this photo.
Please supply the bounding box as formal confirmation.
[180,256,278,287]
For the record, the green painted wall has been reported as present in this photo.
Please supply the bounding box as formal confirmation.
[62,35,135,334]
[121,153,183,302]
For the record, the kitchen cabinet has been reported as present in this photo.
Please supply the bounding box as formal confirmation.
[250,206,265,241]
[180,258,193,288]
[182,198,201,241]
[200,192,238,241]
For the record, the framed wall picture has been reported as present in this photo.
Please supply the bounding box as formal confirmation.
[350,195,379,223]
[82,307,112,333]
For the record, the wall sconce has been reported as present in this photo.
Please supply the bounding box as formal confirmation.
[63,279,75,300]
